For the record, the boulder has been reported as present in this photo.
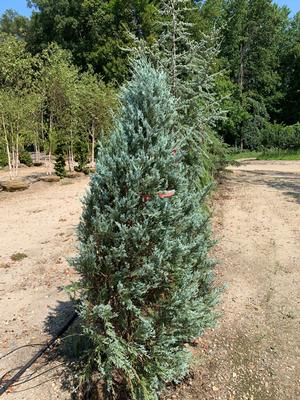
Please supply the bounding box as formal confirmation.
[40,175,60,183]
[66,171,83,179]
[0,179,30,192]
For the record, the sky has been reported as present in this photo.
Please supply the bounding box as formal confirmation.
[0,0,299,18]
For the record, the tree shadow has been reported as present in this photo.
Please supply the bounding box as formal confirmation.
[43,300,87,398]
[231,169,300,205]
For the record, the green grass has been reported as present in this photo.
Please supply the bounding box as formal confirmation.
[229,150,261,161]
[229,148,300,161]
[257,149,300,160]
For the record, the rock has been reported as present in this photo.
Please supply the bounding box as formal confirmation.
[0,179,30,192]
[40,175,60,183]
[66,171,83,179]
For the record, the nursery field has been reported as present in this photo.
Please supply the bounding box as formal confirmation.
[0,160,299,399]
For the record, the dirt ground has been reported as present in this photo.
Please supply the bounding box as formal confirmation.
[0,167,89,399]
[0,161,299,399]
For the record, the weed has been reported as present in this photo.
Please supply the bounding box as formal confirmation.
[11,252,28,262]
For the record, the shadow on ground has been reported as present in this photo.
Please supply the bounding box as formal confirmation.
[229,169,300,204]
[43,300,87,398]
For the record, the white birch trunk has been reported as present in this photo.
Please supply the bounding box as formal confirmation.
[91,125,95,168]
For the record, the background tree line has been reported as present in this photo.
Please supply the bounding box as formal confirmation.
[1,1,299,397]
[0,0,299,177]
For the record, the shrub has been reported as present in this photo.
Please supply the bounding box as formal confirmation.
[54,140,66,178]
[260,123,300,150]
[74,136,89,172]
[11,252,28,262]
[19,150,33,166]
[0,144,8,167]
[70,59,218,399]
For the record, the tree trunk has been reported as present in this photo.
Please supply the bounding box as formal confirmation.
[12,146,16,178]
[1,114,13,179]
[68,147,72,172]
[91,125,95,168]
[48,114,53,175]
[15,132,19,177]
[239,44,245,92]
[171,0,177,96]
[70,130,74,171]
[4,135,13,180]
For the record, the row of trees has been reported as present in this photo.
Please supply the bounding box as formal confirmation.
[2,0,298,150]
[0,34,117,177]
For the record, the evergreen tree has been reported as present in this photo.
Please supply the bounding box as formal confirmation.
[54,139,66,178]
[71,58,218,399]
[148,0,227,184]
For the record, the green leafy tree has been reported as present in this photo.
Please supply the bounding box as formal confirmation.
[70,58,218,399]
[0,9,29,40]
[277,11,300,125]
[146,0,227,184]
[77,71,118,167]
[35,43,79,173]
[220,0,288,146]
[0,32,35,90]
[0,33,37,177]
[27,0,160,83]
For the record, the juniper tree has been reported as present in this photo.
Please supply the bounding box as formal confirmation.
[54,138,66,178]
[146,0,227,184]
[71,58,218,399]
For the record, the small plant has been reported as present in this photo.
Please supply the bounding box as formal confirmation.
[11,252,28,262]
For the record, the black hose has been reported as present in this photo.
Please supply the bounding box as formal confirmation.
[0,312,78,396]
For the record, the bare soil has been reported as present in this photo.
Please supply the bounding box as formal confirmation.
[0,160,299,399]
[0,167,89,399]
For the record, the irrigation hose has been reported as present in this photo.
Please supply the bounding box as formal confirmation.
[0,312,78,396]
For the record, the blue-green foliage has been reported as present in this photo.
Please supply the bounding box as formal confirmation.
[71,59,218,399]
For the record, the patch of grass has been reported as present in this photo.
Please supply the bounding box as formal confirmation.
[60,178,74,185]
[257,149,300,160]
[11,252,28,262]
[228,150,262,161]
[228,148,300,161]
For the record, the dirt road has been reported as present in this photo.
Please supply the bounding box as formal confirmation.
[0,161,299,399]
[165,160,300,400]
[0,172,89,399]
